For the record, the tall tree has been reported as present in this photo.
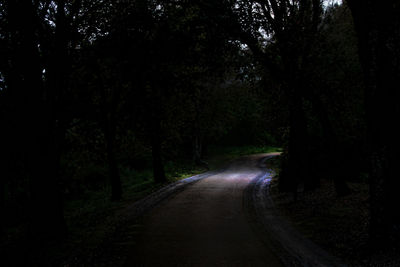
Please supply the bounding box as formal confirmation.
[4,0,67,240]
[97,59,123,200]
[72,0,125,200]
[104,0,169,184]
[346,0,400,244]
[227,0,334,196]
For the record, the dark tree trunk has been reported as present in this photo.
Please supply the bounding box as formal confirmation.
[193,134,202,165]
[0,143,5,240]
[104,111,122,201]
[98,79,122,201]
[240,0,323,198]
[347,0,400,244]
[193,96,202,165]
[288,94,307,199]
[28,135,67,241]
[192,92,209,169]
[279,77,309,199]
[309,91,350,196]
[147,81,167,184]
[0,181,3,240]
[151,116,167,183]
[7,0,67,241]
[232,1,324,200]
[0,93,7,241]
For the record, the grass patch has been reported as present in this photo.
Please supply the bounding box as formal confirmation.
[164,160,208,181]
[207,145,282,169]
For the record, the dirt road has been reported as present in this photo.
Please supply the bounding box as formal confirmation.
[124,153,283,266]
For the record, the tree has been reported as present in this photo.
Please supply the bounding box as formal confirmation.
[309,3,365,196]
[0,0,104,239]
[226,0,335,196]
[103,0,237,182]
[346,0,400,245]
[156,0,236,166]
[53,0,126,200]
[97,55,124,200]
[3,0,68,240]
[113,0,169,183]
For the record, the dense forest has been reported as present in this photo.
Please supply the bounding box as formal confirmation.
[1,0,400,266]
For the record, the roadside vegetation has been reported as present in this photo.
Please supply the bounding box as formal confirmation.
[268,156,400,266]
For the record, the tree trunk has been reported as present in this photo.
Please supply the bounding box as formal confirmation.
[192,92,209,169]
[147,81,167,184]
[193,134,202,165]
[95,46,123,201]
[309,90,350,196]
[151,116,167,183]
[99,82,122,201]
[347,0,400,244]
[0,151,4,240]
[279,78,309,199]
[104,113,122,201]
[28,136,67,241]
[7,0,67,241]
[0,93,8,240]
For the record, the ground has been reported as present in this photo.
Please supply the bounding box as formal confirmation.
[268,158,400,266]
[123,154,283,266]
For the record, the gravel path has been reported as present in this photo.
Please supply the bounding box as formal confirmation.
[124,153,283,267]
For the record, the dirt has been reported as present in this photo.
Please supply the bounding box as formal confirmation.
[123,154,283,267]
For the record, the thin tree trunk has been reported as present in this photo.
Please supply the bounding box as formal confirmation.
[151,117,166,183]
[147,81,167,184]
[95,48,123,200]
[0,94,7,240]
[0,160,4,240]
[104,112,122,201]
[192,93,209,169]
[98,79,122,201]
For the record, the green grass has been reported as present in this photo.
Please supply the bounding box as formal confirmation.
[164,160,208,181]
[207,145,282,169]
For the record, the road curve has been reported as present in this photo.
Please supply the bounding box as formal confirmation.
[124,153,283,267]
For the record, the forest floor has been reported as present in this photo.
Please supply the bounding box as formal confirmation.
[267,157,400,267]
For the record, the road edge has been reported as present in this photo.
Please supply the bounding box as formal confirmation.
[244,154,347,267]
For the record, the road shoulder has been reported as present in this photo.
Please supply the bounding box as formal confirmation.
[244,155,346,267]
